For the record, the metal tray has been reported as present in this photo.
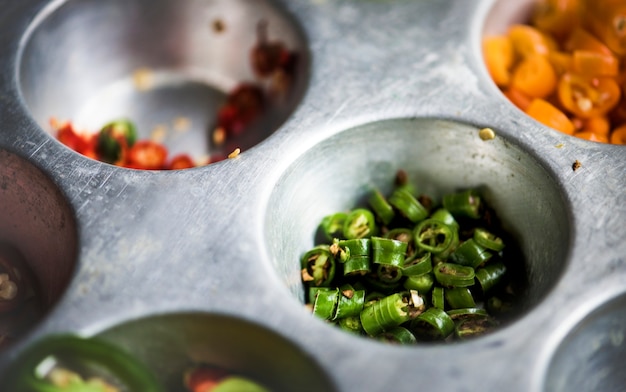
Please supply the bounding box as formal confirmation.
[0,0,625,391]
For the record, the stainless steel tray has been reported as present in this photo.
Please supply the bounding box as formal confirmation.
[0,0,625,391]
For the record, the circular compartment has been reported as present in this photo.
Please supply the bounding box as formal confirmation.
[94,312,337,391]
[18,0,309,165]
[543,292,626,392]
[0,150,77,349]
[264,118,571,339]
[480,0,626,144]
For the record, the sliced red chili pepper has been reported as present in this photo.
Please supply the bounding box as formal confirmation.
[217,84,265,137]
[166,154,196,170]
[184,365,228,392]
[126,140,168,170]
[54,121,93,154]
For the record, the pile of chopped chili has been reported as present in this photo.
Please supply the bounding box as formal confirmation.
[300,171,525,343]
[483,0,626,144]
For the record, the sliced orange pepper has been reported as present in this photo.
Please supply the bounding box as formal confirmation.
[572,50,620,77]
[525,98,575,135]
[580,116,611,136]
[532,0,581,40]
[508,24,557,59]
[558,73,622,118]
[565,28,614,56]
[574,131,609,143]
[547,51,573,75]
[610,123,626,144]
[504,87,533,111]
[511,54,557,98]
[581,1,626,55]
[483,36,514,87]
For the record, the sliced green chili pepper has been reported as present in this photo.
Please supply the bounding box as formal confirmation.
[6,334,163,392]
[409,307,455,341]
[473,228,505,252]
[376,264,403,284]
[486,295,514,316]
[455,317,498,340]
[429,208,460,230]
[343,208,377,239]
[312,288,339,320]
[308,286,331,304]
[377,326,417,344]
[450,239,493,269]
[384,228,417,259]
[442,189,482,219]
[212,376,271,392]
[337,239,371,257]
[413,219,458,256]
[444,287,476,309]
[319,212,348,242]
[432,286,445,310]
[475,262,507,293]
[343,256,371,276]
[388,188,429,223]
[300,245,336,287]
[360,292,413,336]
[334,285,365,320]
[364,292,385,308]
[371,237,407,268]
[446,307,489,322]
[433,263,475,287]
[97,119,137,163]
[401,252,432,276]
[368,189,395,226]
[338,315,363,334]
[403,273,434,293]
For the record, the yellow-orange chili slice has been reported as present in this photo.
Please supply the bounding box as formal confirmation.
[557,73,622,118]
[525,98,575,135]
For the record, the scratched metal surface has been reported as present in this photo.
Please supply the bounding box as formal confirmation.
[0,0,625,391]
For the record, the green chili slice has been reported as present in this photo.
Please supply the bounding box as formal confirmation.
[432,286,445,309]
[377,326,417,345]
[433,263,475,287]
[450,239,493,269]
[444,287,476,309]
[371,237,407,268]
[446,307,489,322]
[413,219,457,255]
[384,228,417,259]
[403,273,434,293]
[334,286,366,320]
[360,292,412,336]
[6,335,163,392]
[429,208,460,230]
[312,288,339,320]
[301,246,336,287]
[401,252,432,276]
[343,256,371,276]
[409,307,455,341]
[96,119,137,163]
[343,208,378,239]
[319,212,348,242]
[388,188,429,223]
[475,262,507,293]
[212,376,271,392]
[376,264,403,284]
[442,189,482,219]
[337,238,371,257]
[368,189,395,226]
[473,228,505,252]
[455,317,498,340]
[338,316,363,334]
